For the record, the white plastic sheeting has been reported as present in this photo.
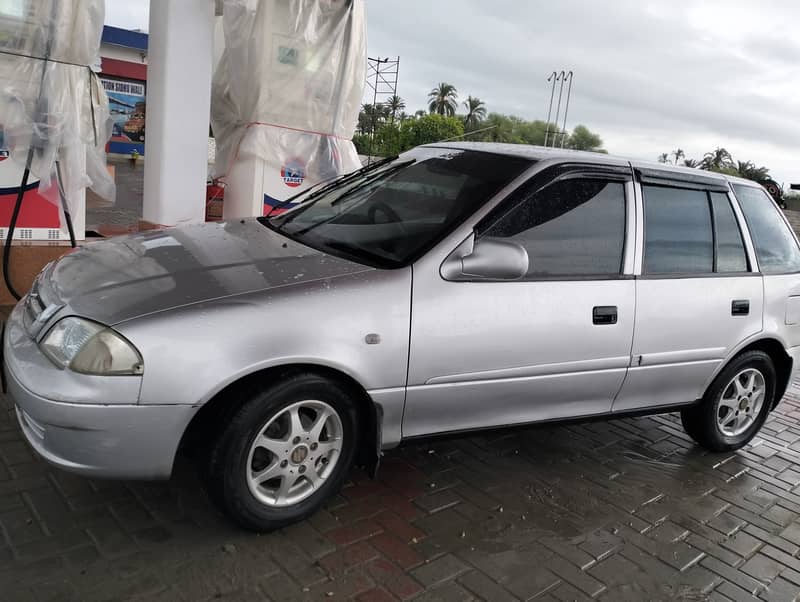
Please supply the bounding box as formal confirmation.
[0,0,115,219]
[211,0,366,191]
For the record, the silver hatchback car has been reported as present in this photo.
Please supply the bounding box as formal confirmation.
[5,142,800,531]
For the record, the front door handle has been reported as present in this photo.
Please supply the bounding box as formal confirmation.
[593,305,618,325]
[732,299,750,316]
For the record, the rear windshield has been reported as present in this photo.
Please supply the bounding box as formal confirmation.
[265,149,532,268]
[733,184,800,274]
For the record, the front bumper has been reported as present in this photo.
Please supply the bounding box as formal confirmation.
[9,366,196,479]
[4,302,197,479]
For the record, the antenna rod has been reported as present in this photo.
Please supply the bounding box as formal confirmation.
[560,71,573,148]
[543,71,557,147]
[551,71,566,148]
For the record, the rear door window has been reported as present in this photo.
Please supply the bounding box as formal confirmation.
[733,184,800,274]
[644,186,713,274]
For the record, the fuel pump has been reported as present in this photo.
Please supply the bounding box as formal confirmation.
[0,0,114,298]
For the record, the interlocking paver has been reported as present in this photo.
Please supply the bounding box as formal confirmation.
[3,329,800,598]
[760,576,800,602]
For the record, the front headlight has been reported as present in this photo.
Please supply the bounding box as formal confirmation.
[39,317,144,376]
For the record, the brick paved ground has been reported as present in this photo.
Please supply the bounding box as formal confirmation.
[3,377,800,601]
[3,195,800,600]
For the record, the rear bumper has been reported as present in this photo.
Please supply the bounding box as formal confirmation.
[784,345,800,404]
[9,364,196,479]
[788,346,800,377]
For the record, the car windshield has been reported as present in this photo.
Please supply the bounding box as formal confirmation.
[261,148,533,268]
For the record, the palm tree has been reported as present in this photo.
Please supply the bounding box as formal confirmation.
[358,103,377,135]
[736,160,770,182]
[672,148,685,165]
[386,95,405,123]
[463,95,487,128]
[683,158,699,168]
[657,153,670,164]
[428,82,458,116]
[376,104,391,121]
[700,147,734,171]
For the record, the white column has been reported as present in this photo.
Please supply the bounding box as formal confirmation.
[142,0,215,226]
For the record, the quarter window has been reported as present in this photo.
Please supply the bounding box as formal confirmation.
[733,184,800,274]
[644,186,713,274]
[710,192,748,273]
[481,177,626,277]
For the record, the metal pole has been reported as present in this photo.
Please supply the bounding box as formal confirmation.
[560,71,573,149]
[551,71,566,148]
[390,56,400,126]
[543,71,556,147]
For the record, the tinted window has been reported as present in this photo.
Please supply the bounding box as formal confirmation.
[644,186,712,274]
[267,149,532,269]
[710,192,748,273]
[482,178,625,277]
[734,184,800,274]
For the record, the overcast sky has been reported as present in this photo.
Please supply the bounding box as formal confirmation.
[106,0,799,185]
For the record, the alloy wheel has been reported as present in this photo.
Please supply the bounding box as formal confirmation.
[716,368,765,437]
[245,400,343,507]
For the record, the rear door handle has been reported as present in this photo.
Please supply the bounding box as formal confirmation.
[732,300,749,316]
[593,306,618,325]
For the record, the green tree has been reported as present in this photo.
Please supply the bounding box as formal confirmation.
[658,153,670,164]
[400,113,463,149]
[477,113,522,143]
[683,158,699,168]
[736,160,769,182]
[672,148,685,165]
[700,147,734,171]
[376,103,391,121]
[515,120,555,146]
[357,103,378,135]
[372,123,402,157]
[428,82,459,116]
[463,95,487,128]
[566,125,605,152]
[386,95,405,123]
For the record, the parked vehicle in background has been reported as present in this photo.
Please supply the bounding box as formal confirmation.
[5,143,800,531]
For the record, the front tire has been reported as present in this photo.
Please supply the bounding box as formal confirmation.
[681,350,775,452]
[206,372,359,531]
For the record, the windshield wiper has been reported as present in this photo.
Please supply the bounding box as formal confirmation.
[264,155,399,219]
[288,159,417,237]
[330,160,416,206]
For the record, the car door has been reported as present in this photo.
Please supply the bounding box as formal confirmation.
[612,169,764,412]
[403,163,637,438]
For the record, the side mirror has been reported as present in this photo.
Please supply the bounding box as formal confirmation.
[441,235,529,281]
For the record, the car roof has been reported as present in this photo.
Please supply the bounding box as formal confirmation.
[422,142,763,188]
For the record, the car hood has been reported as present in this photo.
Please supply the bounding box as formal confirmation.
[43,220,374,325]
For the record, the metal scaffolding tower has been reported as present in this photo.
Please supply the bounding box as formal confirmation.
[365,55,399,164]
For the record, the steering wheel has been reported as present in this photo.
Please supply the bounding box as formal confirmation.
[368,202,408,232]
[367,202,409,252]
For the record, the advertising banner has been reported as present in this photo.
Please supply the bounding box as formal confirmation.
[102,77,146,155]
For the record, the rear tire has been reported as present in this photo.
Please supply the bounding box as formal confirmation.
[681,350,775,452]
[206,372,359,531]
